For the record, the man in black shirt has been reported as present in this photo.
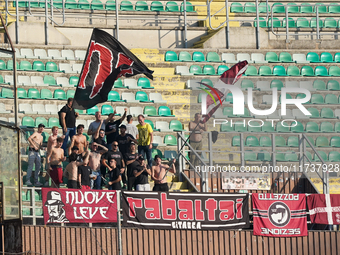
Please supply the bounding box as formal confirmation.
[107,158,122,190]
[117,125,136,156]
[124,142,139,190]
[78,163,92,189]
[105,109,127,150]
[133,156,152,191]
[101,141,126,188]
[59,98,78,155]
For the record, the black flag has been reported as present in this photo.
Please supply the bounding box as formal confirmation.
[73,28,154,110]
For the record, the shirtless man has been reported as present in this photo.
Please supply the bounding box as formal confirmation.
[26,123,45,186]
[64,151,89,189]
[152,155,176,192]
[47,137,66,188]
[89,142,108,189]
[68,124,88,156]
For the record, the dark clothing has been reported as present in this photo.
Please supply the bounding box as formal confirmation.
[76,153,83,162]
[127,176,136,191]
[124,152,138,177]
[105,120,122,144]
[78,165,91,187]
[138,145,153,169]
[94,138,107,148]
[108,167,121,190]
[117,134,134,156]
[135,164,149,185]
[153,183,169,192]
[67,180,78,189]
[59,105,76,128]
[104,151,124,170]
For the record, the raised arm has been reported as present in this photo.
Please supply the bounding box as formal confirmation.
[93,120,104,140]
[68,136,75,156]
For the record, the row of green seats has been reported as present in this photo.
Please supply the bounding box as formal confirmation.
[14,0,194,12]
[185,65,229,75]
[231,3,340,14]
[0,88,71,100]
[265,51,340,63]
[232,135,340,148]
[255,17,340,28]
[151,148,178,161]
[0,59,59,72]
[165,51,222,62]
[245,65,340,76]
[244,150,340,162]
[22,116,60,128]
[221,121,340,133]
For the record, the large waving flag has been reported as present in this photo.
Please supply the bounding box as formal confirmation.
[73,28,154,110]
[200,60,248,123]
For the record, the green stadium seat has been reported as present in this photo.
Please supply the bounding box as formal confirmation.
[48,117,60,128]
[330,137,340,147]
[203,65,216,75]
[234,122,247,132]
[287,136,299,147]
[273,66,286,76]
[244,2,255,12]
[270,79,284,90]
[101,105,114,115]
[165,51,178,61]
[262,122,275,132]
[87,105,99,115]
[301,3,313,13]
[232,136,240,146]
[54,89,66,100]
[324,18,337,28]
[222,107,233,117]
[329,151,340,162]
[0,60,6,70]
[105,0,116,10]
[283,17,296,28]
[220,123,233,132]
[258,151,271,161]
[297,18,309,28]
[66,90,75,99]
[152,148,164,159]
[245,66,257,76]
[285,151,299,162]
[230,3,243,12]
[311,94,324,104]
[305,122,319,132]
[91,0,104,10]
[279,52,294,63]
[1,88,14,98]
[291,121,304,132]
[301,66,314,76]
[206,52,221,62]
[259,136,271,147]
[327,80,340,90]
[65,0,78,9]
[78,0,90,9]
[276,151,286,161]
[315,136,329,147]
[40,89,53,99]
[108,91,123,102]
[306,52,320,63]
[135,91,150,102]
[7,60,19,70]
[217,65,229,75]
[35,117,48,128]
[120,0,133,10]
[0,75,3,84]
[164,135,177,146]
[22,117,35,128]
[315,3,327,13]
[325,94,338,104]
[189,65,202,75]
[144,105,158,116]
[158,106,174,117]
[334,53,340,63]
[272,3,285,13]
[43,75,57,86]
[287,66,300,76]
[248,124,261,132]
[241,80,254,90]
[135,0,148,10]
[46,61,58,72]
[19,61,32,71]
[192,52,205,62]
[258,2,270,13]
[307,107,320,118]
[315,66,328,76]
[200,79,214,88]
[314,151,328,162]
[166,1,179,12]
[320,121,334,132]
[313,80,326,90]
[335,123,340,132]
[258,66,272,76]
[321,108,335,118]
[169,120,184,131]
[114,78,124,88]
[287,3,299,13]
[145,120,157,131]
[329,4,340,13]
[276,122,290,132]
[265,52,279,63]
[69,76,79,87]
[329,66,340,76]
[32,61,45,71]
[180,2,194,12]
[268,17,282,28]
[28,88,40,99]
[17,88,27,99]
[245,136,259,146]
[245,151,258,161]
[137,77,153,89]
[178,51,192,62]
[254,17,267,28]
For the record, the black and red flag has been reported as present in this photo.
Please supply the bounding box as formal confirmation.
[73,28,154,110]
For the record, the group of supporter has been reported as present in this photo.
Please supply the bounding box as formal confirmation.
[25,98,176,192]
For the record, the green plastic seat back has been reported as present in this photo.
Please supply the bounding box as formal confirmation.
[232,136,241,146]
[325,94,338,104]
[7,60,19,70]
[164,135,177,145]
[40,89,53,99]
[270,79,284,90]
[259,136,272,147]
[283,17,296,28]
[315,136,329,147]
[17,88,27,99]
[91,0,104,10]
[105,0,116,10]
[28,88,40,99]
[2,88,14,98]
[101,104,114,115]
[287,66,300,76]
[66,90,75,99]
[158,106,173,116]
[114,78,124,88]
[225,93,233,104]
[138,77,152,88]
[324,18,337,28]
[192,51,205,62]
[200,79,213,88]
[313,80,326,90]
[54,89,66,100]
[272,3,285,13]
[273,66,286,76]
[169,120,183,131]
[178,51,192,61]
[120,0,133,10]
[254,17,267,27]
[287,136,299,147]
[329,151,340,162]
[151,1,163,11]
[151,148,163,159]
[314,66,328,76]
[166,1,179,12]
[335,123,340,132]
[279,52,293,62]
[135,91,149,102]
[329,66,340,76]
[244,2,256,13]
[78,0,90,9]
[320,121,334,132]
[241,80,254,89]
[276,122,290,132]
[262,122,275,132]
[22,117,35,127]
[311,94,324,104]
[287,3,299,13]
[329,4,340,13]
[306,52,320,63]
[35,117,48,127]
[222,107,233,117]
[258,2,270,13]
[258,65,272,76]
[248,124,261,132]
[48,117,61,128]
[234,122,247,132]
[217,65,229,75]
[20,60,32,71]
[285,151,299,161]
[65,0,78,9]
[245,66,257,76]
[327,80,340,90]
[135,0,148,10]
[108,91,121,101]
[0,60,6,70]
[165,51,178,61]
[330,137,340,147]
[189,65,202,75]
[297,18,309,28]
[221,123,233,132]
[291,121,304,132]
[144,105,157,116]
[301,66,314,76]
[87,105,99,115]
[203,65,216,75]
[245,136,259,146]
[206,52,221,62]
[144,119,155,130]
[0,75,3,84]
[230,3,243,13]
[307,107,320,118]
[315,3,327,13]
[301,3,313,13]
[258,151,271,161]
[69,76,79,86]
[43,75,57,86]
[305,122,319,132]
[321,108,334,118]
[265,52,279,62]
[45,61,58,72]
[314,151,328,162]
[245,151,257,161]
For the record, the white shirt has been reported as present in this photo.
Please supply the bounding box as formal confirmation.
[126,123,138,139]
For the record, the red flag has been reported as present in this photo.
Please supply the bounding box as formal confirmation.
[200,60,248,124]
[307,194,340,225]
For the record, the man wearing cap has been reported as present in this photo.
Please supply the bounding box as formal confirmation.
[117,124,137,156]
[44,190,69,223]
[133,156,152,191]
[26,123,45,186]
[105,109,127,150]
[68,124,88,157]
